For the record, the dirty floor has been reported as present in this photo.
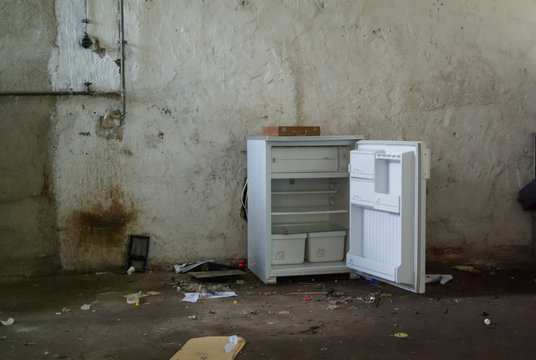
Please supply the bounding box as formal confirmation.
[1,260,536,360]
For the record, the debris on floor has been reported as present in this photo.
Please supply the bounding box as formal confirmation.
[80,304,91,311]
[173,260,215,274]
[394,332,409,338]
[182,291,237,303]
[188,269,245,279]
[426,274,454,284]
[126,266,136,275]
[125,291,161,304]
[1,318,14,326]
[452,265,480,274]
[288,291,328,295]
[169,335,246,360]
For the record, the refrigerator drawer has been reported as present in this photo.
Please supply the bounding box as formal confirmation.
[271,233,307,265]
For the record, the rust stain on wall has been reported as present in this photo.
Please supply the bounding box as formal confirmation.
[65,188,137,270]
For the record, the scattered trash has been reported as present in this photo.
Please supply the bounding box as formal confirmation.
[126,291,161,304]
[188,315,196,320]
[173,260,215,274]
[452,265,480,275]
[25,342,37,346]
[55,312,62,315]
[278,311,290,315]
[303,297,311,302]
[1,318,14,326]
[454,298,463,304]
[357,292,380,306]
[224,335,239,353]
[62,307,71,313]
[426,274,453,285]
[169,336,245,360]
[235,280,245,285]
[95,272,107,275]
[126,266,136,275]
[327,304,340,310]
[394,332,409,338]
[80,304,91,311]
[126,292,141,305]
[209,311,216,314]
[381,292,392,297]
[182,292,237,303]
[484,318,491,325]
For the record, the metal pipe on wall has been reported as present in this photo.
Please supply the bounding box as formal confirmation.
[1,0,127,118]
[119,0,126,119]
[0,91,121,97]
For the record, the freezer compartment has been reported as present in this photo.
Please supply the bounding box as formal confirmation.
[271,233,307,265]
[305,231,346,263]
[271,146,349,173]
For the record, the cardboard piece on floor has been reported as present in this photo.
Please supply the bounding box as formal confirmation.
[169,336,246,360]
[188,269,245,279]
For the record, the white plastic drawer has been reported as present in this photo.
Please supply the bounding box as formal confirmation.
[350,179,374,208]
[271,147,338,173]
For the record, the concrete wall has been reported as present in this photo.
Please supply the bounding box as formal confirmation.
[0,0,60,276]
[2,0,536,274]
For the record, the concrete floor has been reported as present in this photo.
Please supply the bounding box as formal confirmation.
[1,258,535,360]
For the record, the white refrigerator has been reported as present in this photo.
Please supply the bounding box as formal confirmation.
[246,136,430,293]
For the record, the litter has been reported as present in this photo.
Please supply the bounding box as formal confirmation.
[303,297,311,302]
[452,265,480,274]
[426,274,453,285]
[126,266,136,275]
[188,315,196,320]
[182,292,237,303]
[125,291,161,304]
[169,336,245,360]
[484,318,491,325]
[80,304,91,311]
[224,335,238,353]
[1,318,14,326]
[235,280,245,285]
[394,332,409,338]
[174,260,215,274]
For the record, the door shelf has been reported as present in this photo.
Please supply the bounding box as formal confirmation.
[271,206,348,216]
[272,222,348,235]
